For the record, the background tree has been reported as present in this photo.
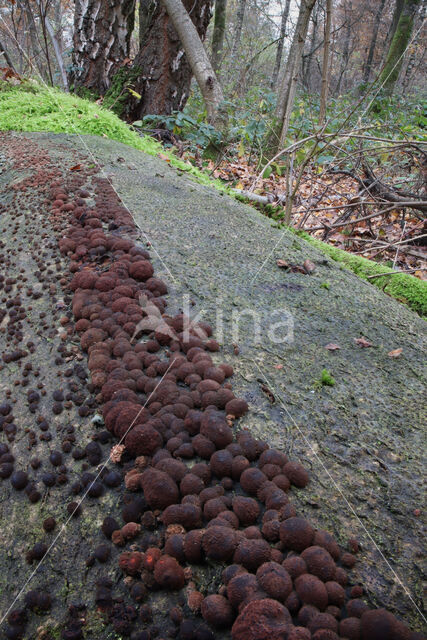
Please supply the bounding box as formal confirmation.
[377,0,422,94]
[211,0,227,73]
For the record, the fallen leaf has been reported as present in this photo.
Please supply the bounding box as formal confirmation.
[388,348,403,358]
[277,259,290,269]
[354,337,373,348]
[274,364,283,369]
[69,164,81,171]
[325,343,340,351]
[158,153,170,163]
[303,259,316,274]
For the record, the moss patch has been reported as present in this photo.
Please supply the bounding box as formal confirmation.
[103,66,142,117]
[295,230,427,317]
[0,80,225,189]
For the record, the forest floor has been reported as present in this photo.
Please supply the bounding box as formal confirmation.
[0,131,425,638]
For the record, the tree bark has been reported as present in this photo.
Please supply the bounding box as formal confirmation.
[211,0,227,73]
[302,2,319,90]
[334,3,352,94]
[319,0,332,123]
[71,0,136,94]
[377,0,421,94]
[0,39,15,70]
[271,0,291,88]
[160,0,227,129]
[120,0,212,121]
[230,0,246,61]
[362,0,387,84]
[266,0,317,155]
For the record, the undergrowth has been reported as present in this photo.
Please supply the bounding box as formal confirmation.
[0,80,425,316]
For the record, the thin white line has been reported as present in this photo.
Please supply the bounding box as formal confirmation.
[249,225,290,285]
[0,360,175,624]
[251,358,426,623]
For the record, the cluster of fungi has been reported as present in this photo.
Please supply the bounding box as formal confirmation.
[0,135,424,640]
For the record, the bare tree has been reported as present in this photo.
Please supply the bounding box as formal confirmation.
[319,0,332,123]
[0,38,15,70]
[271,0,291,88]
[267,0,318,155]
[230,0,246,61]
[160,0,227,130]
[362,0,387,85]
[211,0,227,73]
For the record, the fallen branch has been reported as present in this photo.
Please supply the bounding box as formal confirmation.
[366,268,420,279]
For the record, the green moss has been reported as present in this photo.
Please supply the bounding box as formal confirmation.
[0,80,226,190]
[295,230,427,317]
[320,368,335,386]
[103,66,142,117]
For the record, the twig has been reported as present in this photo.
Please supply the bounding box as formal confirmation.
[366,268,421,279]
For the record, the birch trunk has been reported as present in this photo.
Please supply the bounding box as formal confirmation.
[271,0,291,88]
[318,0,332,123]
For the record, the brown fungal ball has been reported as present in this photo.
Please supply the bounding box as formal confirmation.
[295,574,328,611]
[153,555,185,590]
[119,551,144,576]
[201,595,234,629]
[140,469,179,510]
[233,538,271,572]
[180,473,204,496]
[308,612,338,634]
[240,467,268,495]
[227,572,260,609]
[225,398,248,418]
[283,461,309,488]
[129,260,154,282]
[43,517,56,533]
[192,434,216,459]
[313,530,341,561]
[280,517,314,552]
[200,411,233,449]
[124,424,162,456]
[231,598,292,639]
[183,530,204,564]
[256,562,292,602]
[360,609,411,640]
[325,581,345,607]
[232,496,260,526]
[339,617,361,640]
[232,455,250,480]
[301,546,336,582]
[287,628,311,640]
[202,526,238,562]
[210,449,233,478]
[162,504,202,530]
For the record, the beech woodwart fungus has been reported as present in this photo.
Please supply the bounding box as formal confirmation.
[226,573,260,609]
[200,411,233,448]
[225,399,248,418]
[279,517,314,552]
[153,555,185,590]
[295,573,328,610]
[360,608,411,640]
[232,496,260,526]
[283,461,310,488]
[231,598,292,640]
[162,504,202,529]
[301,546,336,582]
[140,469,179,509]
[233,538,271,571]
[124,424,162,456]
[201,595,234,629]
[202,526,238,561]
[240,468,268,495]
[256,562,292,602]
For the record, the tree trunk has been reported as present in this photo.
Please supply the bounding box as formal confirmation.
[266,0,317,155]
[230,0,246,61]
[334,4,351,94]
[0,39,15,70]
[271,0,291,88]
[319,0,332,123]
[362,0,387,84]
[302,2,319,91]
[377,0,421,95]
[211,0,227,73]
[387,0,405,47]
[71,0,136,95]
[160,0,227,130]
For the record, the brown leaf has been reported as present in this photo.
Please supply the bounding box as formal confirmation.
[277,259,290,269]
[388,348,403,358]
[274,364,283,369]
[354,337,373,348]
[325,343,340,351]
[69,164,81,171]
[158,153,170,162]
[303,259,316,274]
